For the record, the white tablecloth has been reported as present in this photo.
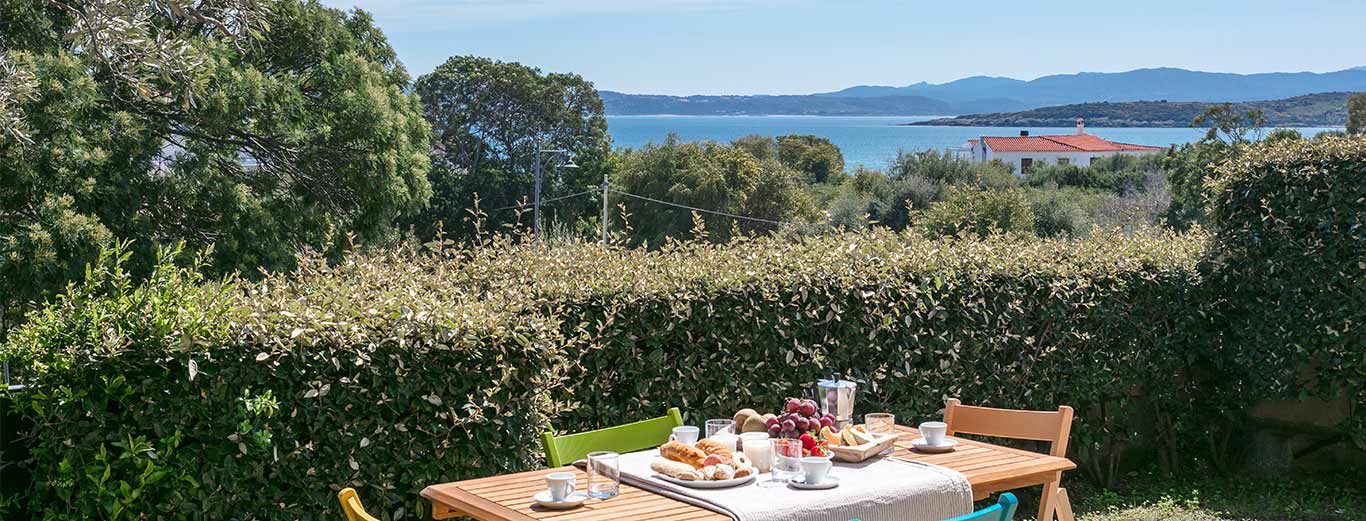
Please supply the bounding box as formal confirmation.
[615,449,972,521]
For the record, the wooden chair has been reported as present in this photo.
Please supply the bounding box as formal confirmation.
[945,492,1019,521]
[541,407,684,467]
[337,488,380,521]
[943,399,1075,521]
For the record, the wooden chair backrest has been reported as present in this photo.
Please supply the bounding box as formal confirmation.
[337,487,380,521]
[943,398,1074,458]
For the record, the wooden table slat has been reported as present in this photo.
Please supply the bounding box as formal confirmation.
[422,425,1075,520]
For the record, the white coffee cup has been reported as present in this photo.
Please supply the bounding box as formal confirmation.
[545,471,576,501]
[800,456,833,484]
[669,426,700,445]
[919,421,948,446]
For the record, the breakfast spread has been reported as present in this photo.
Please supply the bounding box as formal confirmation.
[652,440,756,482]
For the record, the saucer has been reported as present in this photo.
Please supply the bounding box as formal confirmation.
[533,490,589,509]
[910,438,958,453]
[788,475,840,490]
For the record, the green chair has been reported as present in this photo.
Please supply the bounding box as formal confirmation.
[945,493,1019,521]
[541,407,684,467]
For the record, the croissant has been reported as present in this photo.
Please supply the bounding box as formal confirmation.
[659,440,707,469]
[694,439,735,464]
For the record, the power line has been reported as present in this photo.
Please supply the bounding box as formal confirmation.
[486,188,597,213]
[609,189,789,226]
[480,186,794,228]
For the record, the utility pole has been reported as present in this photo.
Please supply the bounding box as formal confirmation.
[533,139,544,240]
[531,140,575,242]
[600,170,611,245]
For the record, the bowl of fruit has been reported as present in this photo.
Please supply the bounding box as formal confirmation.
[766,397,835,457]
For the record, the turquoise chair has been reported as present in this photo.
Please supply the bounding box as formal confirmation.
[850,493,1018,521]
[945,493,1019,521]
[541,407,684,467]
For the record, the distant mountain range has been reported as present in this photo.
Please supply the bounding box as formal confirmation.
[602,67,1366,117]
[598,91,957,117]
[909,92,1354,128]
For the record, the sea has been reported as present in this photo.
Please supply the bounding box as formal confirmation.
[606,115,1345,170]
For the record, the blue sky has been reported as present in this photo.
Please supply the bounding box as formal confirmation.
[319,0,1365,96]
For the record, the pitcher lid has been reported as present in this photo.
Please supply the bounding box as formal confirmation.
[816,379,857,388]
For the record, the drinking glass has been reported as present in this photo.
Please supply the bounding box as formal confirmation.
[586,451,619,499]
[864,412,896,434]
[865,412,896,455]
[705,419,735,438]
[740,433,772,473]
[767,438,804,485]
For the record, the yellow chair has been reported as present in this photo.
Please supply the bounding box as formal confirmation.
[337,488,380,521]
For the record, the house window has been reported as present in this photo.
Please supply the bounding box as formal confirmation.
[1020,158,1034,173]
[1057,158,1070,166]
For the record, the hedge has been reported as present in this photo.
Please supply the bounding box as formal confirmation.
[7,137,1365,521]
[1208,136,1366,448]
[1,228,1215,519]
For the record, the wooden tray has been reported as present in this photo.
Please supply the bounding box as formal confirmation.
[827,432,900,462]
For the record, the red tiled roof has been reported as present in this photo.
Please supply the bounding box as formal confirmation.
[980,134,1164,153]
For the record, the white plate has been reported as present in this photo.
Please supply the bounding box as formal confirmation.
[910,438,958,453]
[533,490,588,509]
[655,473,756,489]
[788,475,840,490]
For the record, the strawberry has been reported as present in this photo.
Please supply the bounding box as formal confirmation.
[799,433,816,451]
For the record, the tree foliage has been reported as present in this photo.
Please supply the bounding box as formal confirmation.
[614,136,818,245]
[1164,104,1270,228]
[776,134,844,184]
[1349,92,1366,135]
[410,55,610,239]
[1,0,432,325]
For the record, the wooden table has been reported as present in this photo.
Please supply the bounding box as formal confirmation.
[422,425,1075,520]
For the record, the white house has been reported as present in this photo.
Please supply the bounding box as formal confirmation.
[952,119,1165,175]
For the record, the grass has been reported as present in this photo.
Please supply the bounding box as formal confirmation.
[1067,470,1366,521]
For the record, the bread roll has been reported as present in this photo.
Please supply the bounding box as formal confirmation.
[659,440,707,468]
[651,458,703,480]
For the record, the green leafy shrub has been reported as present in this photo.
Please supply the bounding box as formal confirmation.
[1207,135,1366,448]
[1029,188,1096,237]
[3,228,1213,519]
[917,188,1037,238]
[2,242,570,520]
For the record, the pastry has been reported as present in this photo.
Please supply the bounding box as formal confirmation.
[702,463,735,481]
[730,453,755,478]
[659,440,707,468]
[694,439,734,463]
[732,452,751,468]
[702,453,727,467]
[652,458,703,480]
